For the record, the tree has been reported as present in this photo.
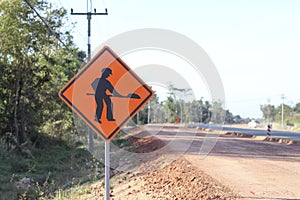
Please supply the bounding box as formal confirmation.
[149,92,165,123]
[225,110,234,124]
[135,91,163,124]
[275,104,293,123]
[260,104,276,122]
[294,102,300,114]
[233,115,242,124]
[163,96,176,123]
[202,101,211,123]
[210,101,225,124]
[0,0,85,149]
[187,100,201,123]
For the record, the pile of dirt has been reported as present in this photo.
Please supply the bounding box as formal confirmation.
[140,158,238,200]
[129,135,166,153]
[88,157,239,200]
[225,132,254,138]
[225,131,300,145]
[78,128,240,199]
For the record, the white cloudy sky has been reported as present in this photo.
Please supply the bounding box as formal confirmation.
[50,0,300,118]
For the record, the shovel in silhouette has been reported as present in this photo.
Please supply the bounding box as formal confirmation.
[86,93,140,99]
[126,93,140,99]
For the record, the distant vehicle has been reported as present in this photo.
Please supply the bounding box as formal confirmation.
[248,120,260,128]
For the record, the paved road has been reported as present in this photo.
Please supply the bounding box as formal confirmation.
[189,123,300,141]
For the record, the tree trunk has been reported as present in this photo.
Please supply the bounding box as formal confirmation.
[21,104,29,145]
[14,71,24,148]
[13,72,21,148]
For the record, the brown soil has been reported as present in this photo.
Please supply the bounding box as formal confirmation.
[129,135,166,153]
[77,126,239,200]
[87,157,238,200]
[68,124,300,199]
[139,158,238,200]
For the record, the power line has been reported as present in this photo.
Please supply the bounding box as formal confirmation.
[23,0,84,64]
[56,0,88,47]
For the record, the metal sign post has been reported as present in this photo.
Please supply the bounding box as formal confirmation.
[105,141,110,200]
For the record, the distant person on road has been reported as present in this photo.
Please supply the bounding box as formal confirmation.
[92,68,124,123]
[267,124,272,136]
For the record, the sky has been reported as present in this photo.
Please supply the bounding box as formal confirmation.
[49,0,300,118]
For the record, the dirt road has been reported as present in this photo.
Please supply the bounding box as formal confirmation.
[71,124,300,199]
[146,124,300,199]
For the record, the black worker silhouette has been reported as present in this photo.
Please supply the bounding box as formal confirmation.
[91,68,141,123]
[92,68,121,123]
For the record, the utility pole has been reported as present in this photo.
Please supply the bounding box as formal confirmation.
[71,2,108,152]
[71,2,109,199]
[71,3,108,198]
[71,1,108,198]
[71,3,108,61]
[281,94,285,128]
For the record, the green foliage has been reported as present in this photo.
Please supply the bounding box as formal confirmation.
[0,0,85,146]
[261,102,300,126]
[136,91,164,124]
[225,110,234,124]
[0,135,102,199]
[294,103,300,114]
[232,115,243,124]
[275,104,293,122]
[209,101,225,124]
[135,89,240,125]
[163,96,176,123]
[260,104,276,122]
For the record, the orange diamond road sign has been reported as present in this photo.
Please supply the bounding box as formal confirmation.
[59,46,154,141]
